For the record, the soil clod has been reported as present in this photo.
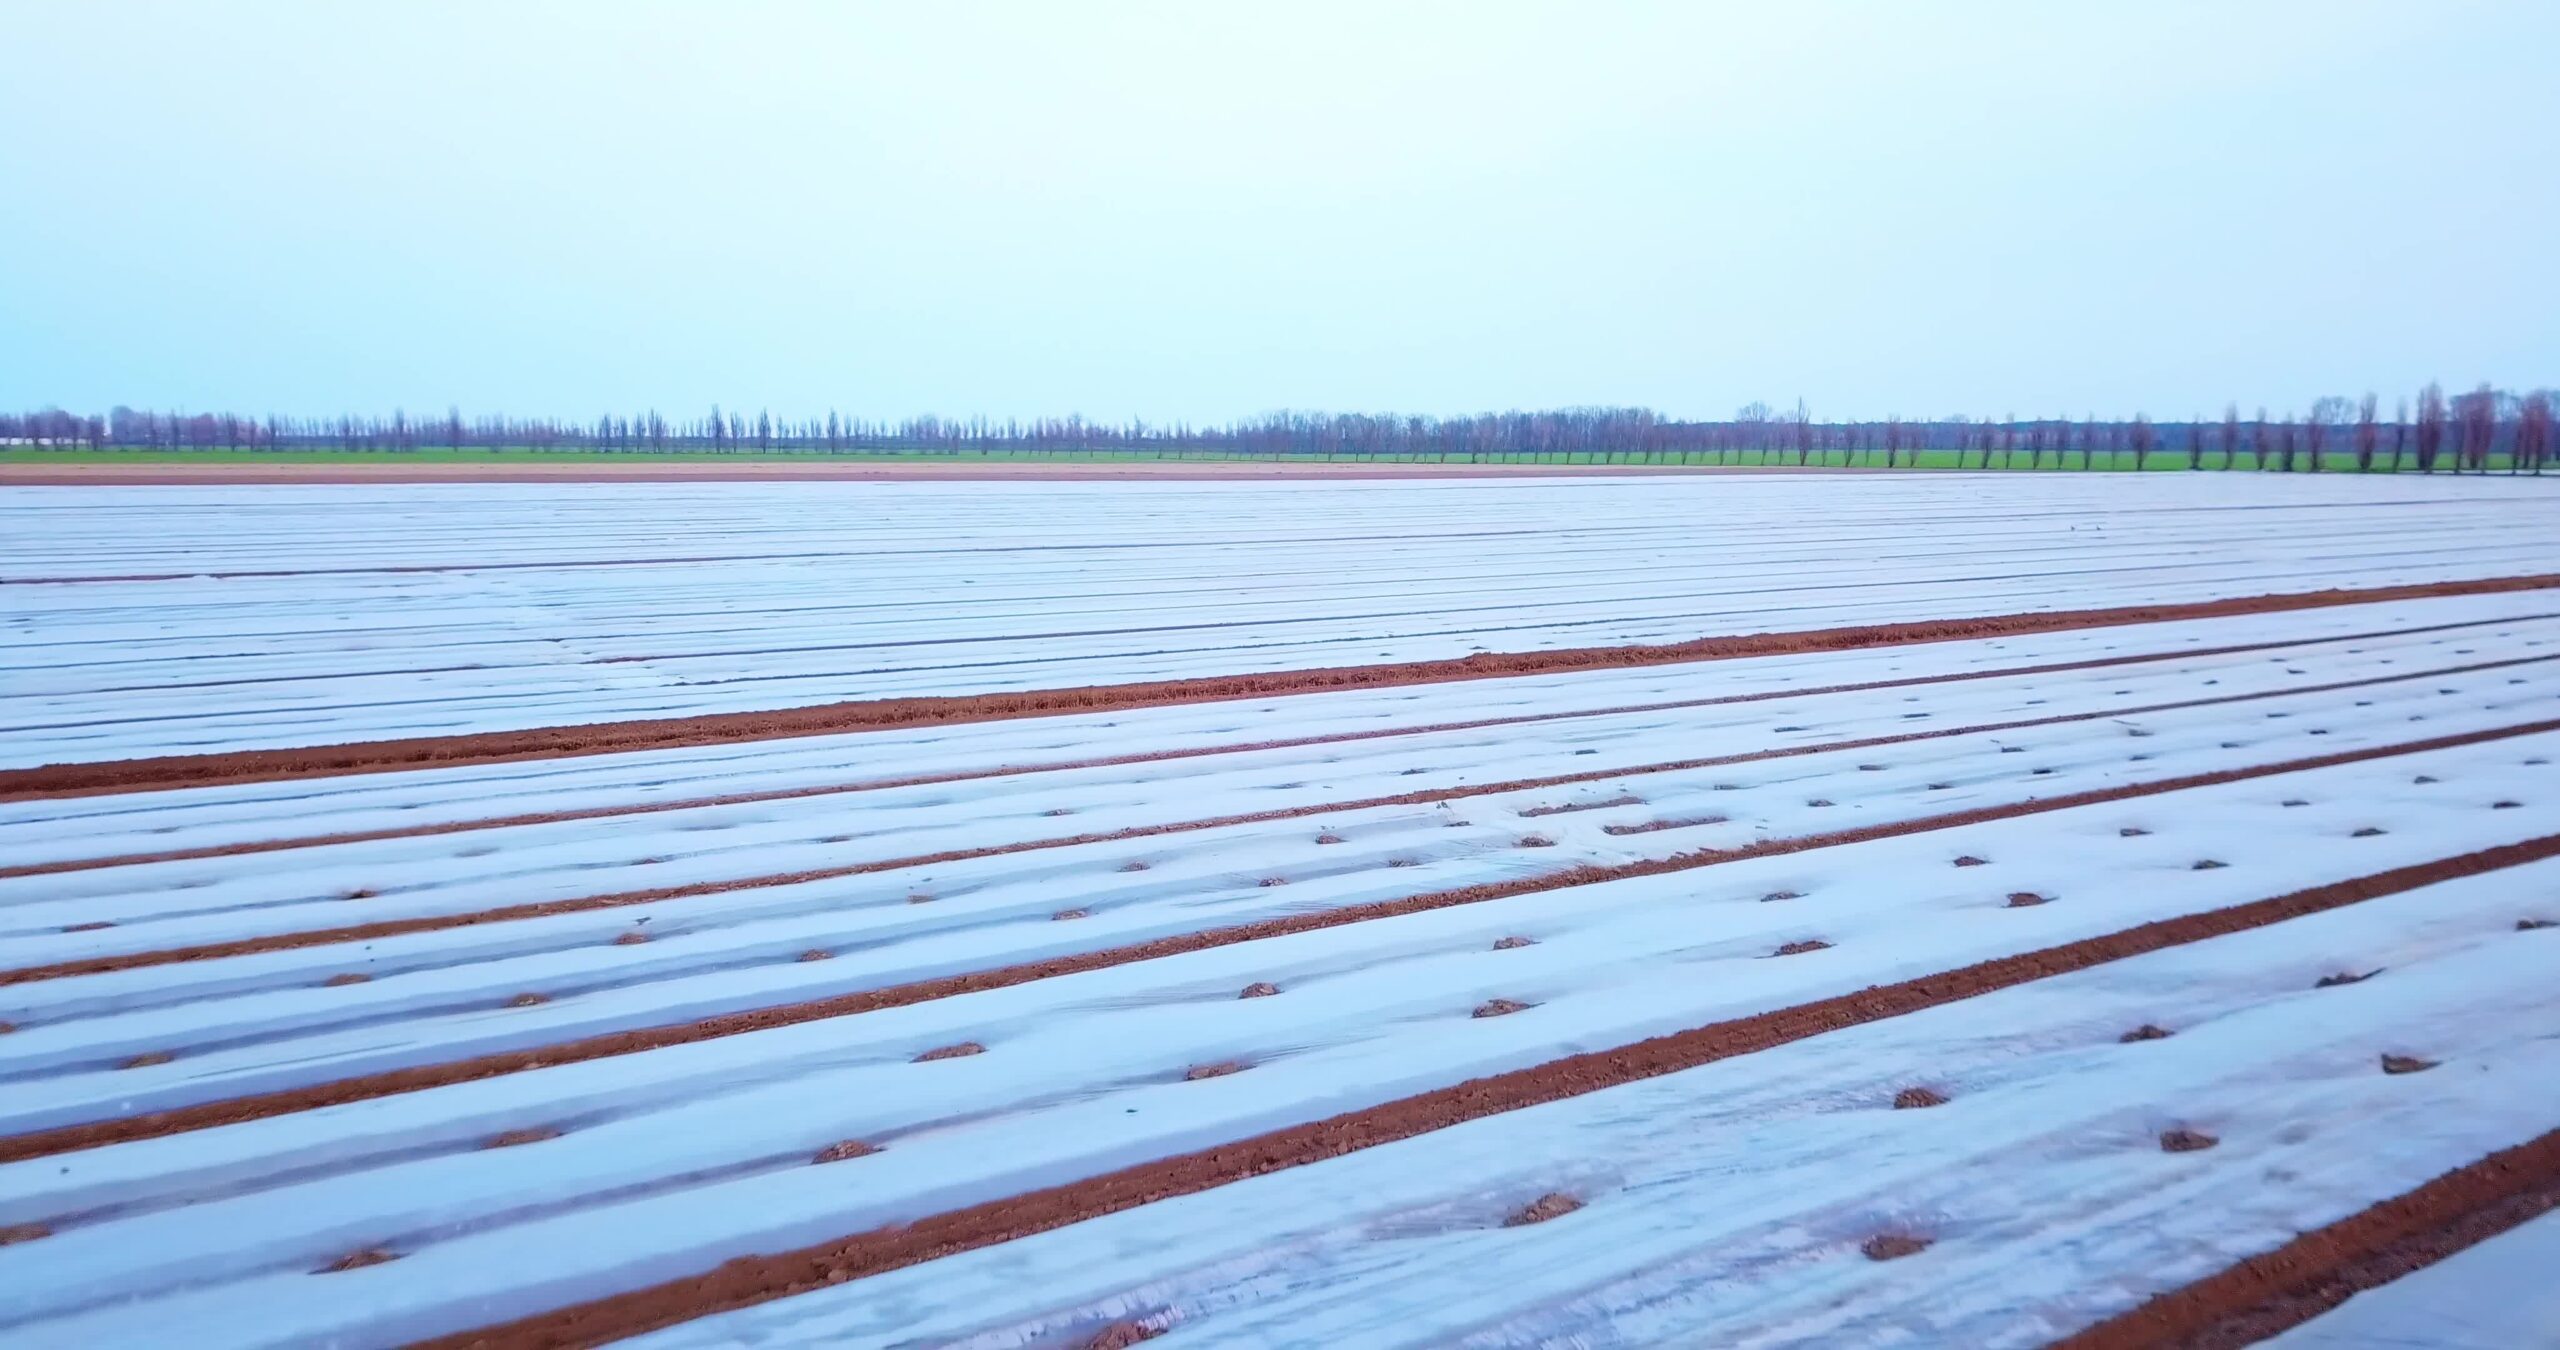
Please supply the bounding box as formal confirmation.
[2316,969,2382,988]
[506,992,549,1007]
[1772,939,1833,956]
[914,1042,986,1061]
[1315,833,1344,845]
[1492,935,1536,949]
[2351,827,2386,838]
[796,948,832,961]
[2191,859,2227,870]
[1761,890,1802,902]
[812,1139,878,1163]
[1516,834,1556,848]
[1893,1086,1949,1109]
[61,921,115,933]
[485,1127,560,1148]
[2519,918,2557,931]
[2494,800,2522,809]
[0,1222,51,1245]
[120,1051,173,1069]
[2005,891,2049,907]
[613,930,651,945]
[1082,1322,1164,1350]
[317,1248,399,1273]
[1185,1061,1246,1081]
[2381,1053,2439,1075]
[2120,1024,2174,1042]
[1862,1234,1931,1261]
[1051,908,1091,920]
[1118,860,1150,872]
[2160,1128,2219,1153]
[1238,981,1280,998]
[323,972,371,986]
[1504,1192,1584,1226]
[1257,876,1288,887]
[1473,998,1532,1018]
[1953,855,1988,867]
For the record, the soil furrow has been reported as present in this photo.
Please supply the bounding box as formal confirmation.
[13,612,2541,877]
[6,721,2549,1165]
[9,573,2554,799]
[2053,1127,2560,1349]
[7,665,2546,989]
[404,834,2560,1350]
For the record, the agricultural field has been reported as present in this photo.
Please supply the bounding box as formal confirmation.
[1,471,2557,1348]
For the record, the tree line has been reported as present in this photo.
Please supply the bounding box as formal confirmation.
[4,384,2551,472]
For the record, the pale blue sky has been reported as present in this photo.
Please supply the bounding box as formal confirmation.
[3,1,2553,423]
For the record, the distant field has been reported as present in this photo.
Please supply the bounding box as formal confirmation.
[0,445,2533,471]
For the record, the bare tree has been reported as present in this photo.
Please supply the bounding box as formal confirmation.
[2127,413,2155,471]
[2415,383,2446,471]
[2219,404,2240,469]
[2354,394,2378,472]
[2517,390,2553,475]
[2454,383,2497,472]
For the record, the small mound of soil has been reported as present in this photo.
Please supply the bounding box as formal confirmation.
[812,1139,878,1163]
[1082,1322,1164,1350]
[1893,1086,1949,1110]
[1314,833,1345,845]
[2000,746,2026,753]
[2280,800,2308,808]
[2414,775,2439,785]
[1771,939,1833,956]
[1387,857,1420,868]
[2351,827,2386,838]
[1504,1192,1584,1226]
[1052,908,1091,920]
[1492,935,1537,949]
[914,1041,986,1062]
[2118,827,2151,837]
[1952,855,1988,867]
[1862,1234,1931,1261]
[61,921,115,933]
[317,1247,398,1273]
[2380,1054,2439,1075]
[1602,814,1728,836]
[506,992,549,1008]
[2316,969,2381,988]
[120,1051,174,1069]
[613,930,651,945]
[1043,807,1075,817]
[1761,890,1802,902]
[1185,1061,1246,1081]
[341,888,377,900]
[2159,1128,2219,1153]
[2519,918,2557,931]
[797,948,833,962]
[485,1127,560,1149]
[0,1021,15,1034]
[323,973,372,987]
[1445,819,1472,828]
[2120,1024,2174,1042]
[1473,998,1532,1019]
[1516,835,1557,848]
[1238,981,1280,998]
[0,1222,51,1245]
[1806,798,1835,808]
[1118,860,1151,872]
[2191,859,2228,870]
[2494,800,2522,810]
[1519,794,1641,818]
[1856,764,1886,772]
[1257,876,1288,887]
[1927,782,1953,790]
[2005,892,2049,907]
[907,892,934,904]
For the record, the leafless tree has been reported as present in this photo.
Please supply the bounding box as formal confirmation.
[2415,383,2447,471]
[2353,394,2378,471]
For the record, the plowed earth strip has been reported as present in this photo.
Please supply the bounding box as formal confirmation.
[10,573,2554,799]
[11,610,2545,877]
[410,834,2560,1350]
[8,720,2551,1166]
[8,664,2548,992]
[2056,1126,2560,1350]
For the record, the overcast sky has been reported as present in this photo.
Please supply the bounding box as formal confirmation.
[4,1,2553,424]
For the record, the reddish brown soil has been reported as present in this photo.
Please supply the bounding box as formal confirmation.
[795,949,832,962]
[1861,1234,1933,1261]
[0,1222,50,1245]
[2120,1025,2175,1042]
[913,1042,985,1062]
[1314,833,1345,844]
[1519,795,1644,818]
[1472,998,1533,1018]
[9,743,2554,1168]
[9,577,2551,803]
[323,973,372,987]
[612,931,651,946]
[1953,856,1989,867]
[2055,1126,2560,1349]
[119,1051,173,1069]
[1893,1086,1950,1109]
[397,836,2560,1350]
[1081,1320,1166,1349]
[811,1140,878,1164]
[1117,861,1152,872]
[1491,935,1538,950]
[1602,814,1728,836]
[1237,982,1280,999]
[1051,908,1091,921]
[2380,1054,2438,1074]
[1504,1193,1585,1226]
[2160,1128,2220,1153]
[318,1247,399,1273]
[1771,939,1833,956]
[506,992,550,1008]
[1516,835,1557,848]
[2006,892,2050,907]
[485,1127,561,1149]
[1184,1062,1246,1081]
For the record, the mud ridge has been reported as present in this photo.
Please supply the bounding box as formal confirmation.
[405,834,2560,1350]
[8,574,2553,800]
[2054,1126,2560,1349]
[6,724,2551,1165]
[10,669,2548,993]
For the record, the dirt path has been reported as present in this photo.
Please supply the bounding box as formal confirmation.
[10,574,2556,800]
